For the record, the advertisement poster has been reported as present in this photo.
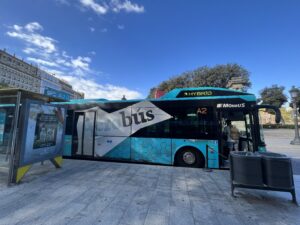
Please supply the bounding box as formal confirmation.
[33,113,58,149]
[44,87,70,101]
[19,101,65,166]
[0,111,6,145]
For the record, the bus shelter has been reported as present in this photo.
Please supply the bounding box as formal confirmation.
[0,89,65,185]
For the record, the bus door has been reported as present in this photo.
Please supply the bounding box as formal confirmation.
[218,109,254,159]
[72,111,96,157]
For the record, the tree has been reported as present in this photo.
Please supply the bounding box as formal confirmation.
[148,63,251,98]
[259,85,287,108]
[0,83,9,89]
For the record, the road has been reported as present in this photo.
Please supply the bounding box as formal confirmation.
[0,159,299,225]
[264,129,300,175]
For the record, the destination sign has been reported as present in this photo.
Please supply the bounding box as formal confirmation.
[176,89,251,98]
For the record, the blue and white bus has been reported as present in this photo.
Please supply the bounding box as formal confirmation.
[60,87,281,169]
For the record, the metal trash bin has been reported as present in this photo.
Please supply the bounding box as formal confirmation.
[230,151,297,204]
[261,152,294,189]
[230,152,264,186]
[258,152,286,157]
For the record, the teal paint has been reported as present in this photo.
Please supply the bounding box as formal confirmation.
[164,87,246,97]
[63,135,72,156]
[102,137,219,168]
[0,104,15,107]
[104,137,131,159]
[160,87,256,102]
[171,139,219,168]
[53,87,257,105]
[159,95,256,102]
[131,137,172,165]
[258,146,267,152]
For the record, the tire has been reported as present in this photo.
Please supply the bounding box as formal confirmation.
[175,147,205,168]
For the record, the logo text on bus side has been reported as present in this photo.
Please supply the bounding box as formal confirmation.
[183,91,213,97]
[217,103,246,108]
[120,110,154,127]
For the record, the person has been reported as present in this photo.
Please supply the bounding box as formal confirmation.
[224,120,240,151]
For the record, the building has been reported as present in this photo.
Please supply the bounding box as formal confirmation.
[259,107,300,125]
[226,76,249,91]
[39,69,62,97]
[71,89,84,99]
[153,89,165,98]
[0,49,40,93]
[39,69,84,100]
[0,49,84,100]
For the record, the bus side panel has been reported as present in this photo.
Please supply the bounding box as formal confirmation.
[63,135,72,156]
[131,137,172,165]
[103,137,131,160]
[171,139,219,168]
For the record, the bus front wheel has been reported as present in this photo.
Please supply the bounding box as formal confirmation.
[175,148,205,168]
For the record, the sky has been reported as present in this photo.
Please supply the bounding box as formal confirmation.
[0,0,299,99]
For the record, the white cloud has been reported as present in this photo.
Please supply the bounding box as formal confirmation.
[80,0,108,15]
[62,51,72,59]
[13,25,22,31]
[25,22,43,32]
[89,51,96,55]
[101,28,108,32]
[71,56,91,71]
[90,27,95,32]
[23,47,37,54]
[78,0,144,15]
[58,75,142,99]
[56,58,72,67]
[117,24,125,30]
[111,0,144,13]
[56,0,70,5]
[7,22,57,53]
[27,57,59,67]
[6,21,143,100]
[44,68,65,76]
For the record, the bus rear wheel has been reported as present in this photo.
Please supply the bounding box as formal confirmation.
[175,148,205,168]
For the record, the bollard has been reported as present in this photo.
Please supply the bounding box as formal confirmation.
[203,145,212,172]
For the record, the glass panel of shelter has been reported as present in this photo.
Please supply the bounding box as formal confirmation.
[0,96,18,185]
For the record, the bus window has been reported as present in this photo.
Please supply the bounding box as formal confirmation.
[133,120,170,138]
[171,106,217,139]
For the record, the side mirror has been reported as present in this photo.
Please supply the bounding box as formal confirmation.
[255,105,282,124]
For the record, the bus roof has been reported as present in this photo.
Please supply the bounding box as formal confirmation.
[160,87,255,101]
[53,87,256,105]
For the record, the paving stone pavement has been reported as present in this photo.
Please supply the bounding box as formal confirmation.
[0,159,299,225]
[264,129,300,159]
[263,129,300,175]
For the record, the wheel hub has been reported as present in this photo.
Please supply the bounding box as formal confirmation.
[183,151,196,165]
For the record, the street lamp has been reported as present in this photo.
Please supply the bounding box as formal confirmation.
[289,86,300,145]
